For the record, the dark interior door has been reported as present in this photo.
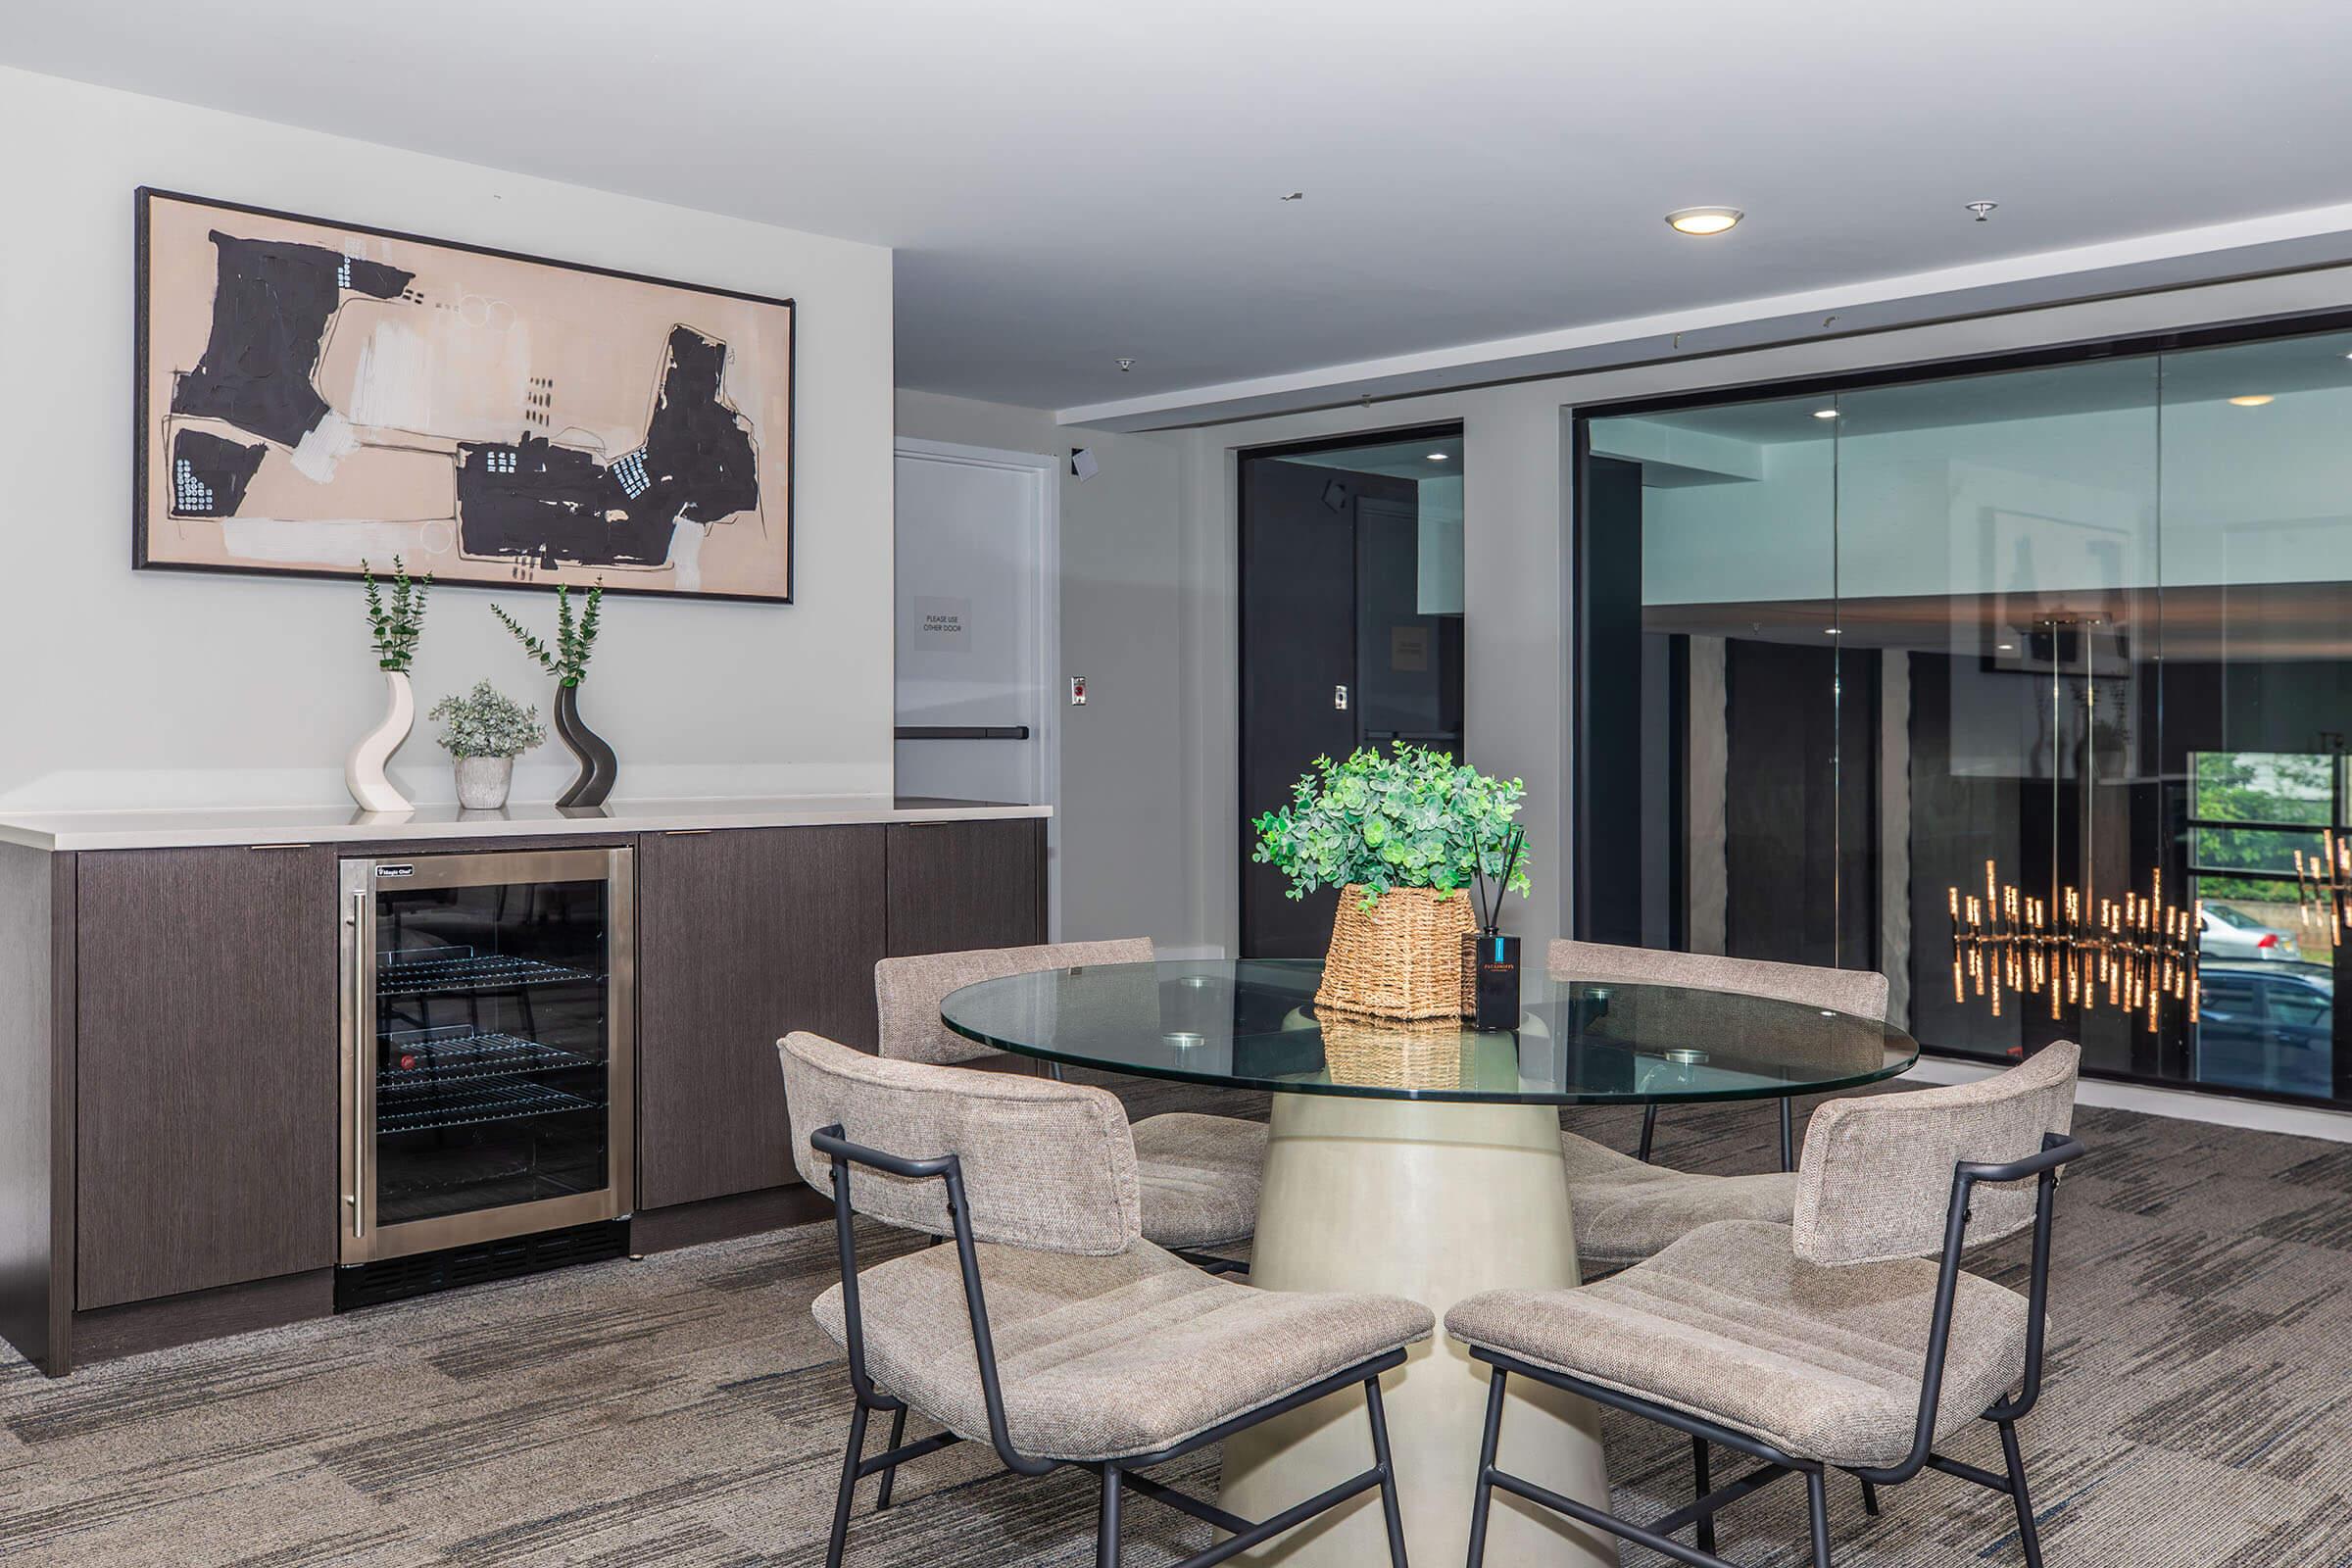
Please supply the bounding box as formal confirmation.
[1241,453,1455,957]
[1241,458,1359,957]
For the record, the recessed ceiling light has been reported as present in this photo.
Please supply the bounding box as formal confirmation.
[1997,643,2016,652]
[1425,451,1450,462]
[1665,206,1743,236]
[2228,394,2274,407]
[1812,408,1839,419]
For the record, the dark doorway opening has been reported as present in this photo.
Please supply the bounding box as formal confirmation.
[1239,425,1466,957]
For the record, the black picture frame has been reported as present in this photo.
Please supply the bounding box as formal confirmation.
[133,186,799,606]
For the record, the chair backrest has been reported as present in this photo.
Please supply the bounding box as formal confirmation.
[1546,939,1890,1022]
[1791,1041,2080,1266]
[876,939,1156,1065]
[777,1031,1142,1255]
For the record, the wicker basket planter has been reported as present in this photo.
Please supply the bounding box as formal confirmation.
[1314,885,1479,1020]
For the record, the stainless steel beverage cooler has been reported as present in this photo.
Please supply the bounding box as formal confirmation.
[338,848,634,1273]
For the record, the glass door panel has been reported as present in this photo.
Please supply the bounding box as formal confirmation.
[1835,358,2161,1070]
[1588,393,1840,959]
[342,848,633,1263]
[373,875,612,1226]
[2160,328,2352,1101]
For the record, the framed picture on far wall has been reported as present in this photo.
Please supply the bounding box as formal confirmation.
[134,187,797,603]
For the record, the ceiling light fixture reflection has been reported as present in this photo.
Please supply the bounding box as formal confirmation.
[1665,206,1743,236]
[1426,452,1450,462]
[2228,394,2275,407]
[1812,408,1839,420]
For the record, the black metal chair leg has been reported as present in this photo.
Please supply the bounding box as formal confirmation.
[1458,1363,1514,1560]
[1999,1420,2045,1568]
[1859,1476,1880,1515]
[1805,1467,1834,1567]
[1691,1436,1716,1553]
[825,1403,871,1568]
[1361,1375,1409,1567]
[1780,1099,1796,1172]
[1638,1102,1659,1162]
[1097,1463,1122,1568]
[874,1405,909,1510]
[1465,1367,1508,1567]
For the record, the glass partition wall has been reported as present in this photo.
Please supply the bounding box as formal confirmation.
[1577,318,2352,1107]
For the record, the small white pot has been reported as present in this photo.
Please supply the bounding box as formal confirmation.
[346,669,415,812]
[454,755,515,810]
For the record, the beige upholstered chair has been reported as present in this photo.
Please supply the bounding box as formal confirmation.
[780,1031,1429,1568]
[877,941,1266,1260]
[1546,939,1891,1274]
[1447,1042,2083,1568]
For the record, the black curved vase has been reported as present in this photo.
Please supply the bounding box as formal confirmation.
[554,684,617,808]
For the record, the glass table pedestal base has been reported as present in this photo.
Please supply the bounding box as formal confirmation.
[1218,1096,1616,1568]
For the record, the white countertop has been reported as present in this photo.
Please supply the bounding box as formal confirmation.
[0,795,1050,853]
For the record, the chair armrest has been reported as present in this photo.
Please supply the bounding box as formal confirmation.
[1955,1131,2085,1189]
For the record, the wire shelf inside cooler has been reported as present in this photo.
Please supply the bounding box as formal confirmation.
[375,946,600,999]
[377,1078,601,1135]
[377,1027,596,1097]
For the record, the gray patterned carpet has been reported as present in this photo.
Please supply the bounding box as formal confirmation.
[4,1077,2350,1566]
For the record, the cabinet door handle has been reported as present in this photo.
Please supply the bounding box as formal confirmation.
[348,889,367,1239]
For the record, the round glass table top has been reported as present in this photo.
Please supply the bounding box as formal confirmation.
[939,958,1918,1104]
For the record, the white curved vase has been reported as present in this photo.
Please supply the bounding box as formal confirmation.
[346,670,416,812]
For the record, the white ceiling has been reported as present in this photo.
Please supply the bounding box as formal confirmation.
[15,2,2352,420]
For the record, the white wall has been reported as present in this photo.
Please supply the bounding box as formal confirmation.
[893,391,1192,950]
[0,67,897,810]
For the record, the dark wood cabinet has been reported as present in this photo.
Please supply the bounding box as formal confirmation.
[637,825,887,1209]
[74,846,338,1309]
[884,818,1046,956]
[0,807,1047,1372]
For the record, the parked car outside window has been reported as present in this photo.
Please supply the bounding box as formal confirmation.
[2198,901,2302,961]
[2196,960,2333,1099]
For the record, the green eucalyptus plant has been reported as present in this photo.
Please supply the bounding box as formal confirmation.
[493,583,604,687]
[360,557,431,672]
[429,680,548,760]
[1252,744,1534,908]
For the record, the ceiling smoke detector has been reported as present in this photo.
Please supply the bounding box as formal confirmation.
[1967,201,1999,222]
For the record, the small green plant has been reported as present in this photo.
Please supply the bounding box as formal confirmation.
[360,557,431,672]
[493,583,604,687]
[1252,744,1533,908]
[428,680,548,760]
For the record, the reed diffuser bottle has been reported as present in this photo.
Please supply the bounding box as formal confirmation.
[1461,826,1526,1029]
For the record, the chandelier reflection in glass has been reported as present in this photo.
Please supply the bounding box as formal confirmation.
[1944,614,2196,1034]
[2294,832,2352,936]
[1948,861,2198,1032]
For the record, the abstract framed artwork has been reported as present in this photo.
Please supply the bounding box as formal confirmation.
[134,188,795,603]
